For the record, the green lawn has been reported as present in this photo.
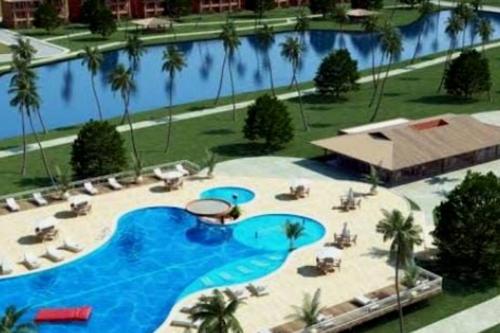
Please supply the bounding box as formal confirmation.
[0,43,11,54]
[483,324,500,333]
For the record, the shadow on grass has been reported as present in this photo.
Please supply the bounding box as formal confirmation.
[310,122,334,128]
[54,125,80,132]
[410,95,478,105]
[212,142,268,157]
[15,176,51,188]
[73,37,109,43]
[202,128,236,135]
[298,94,348,105]
[398,76,421,81]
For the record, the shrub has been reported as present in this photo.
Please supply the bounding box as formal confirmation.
[88,7,117,38]
[432,171,500,282]
[309,0,336,17]
[71,120,127,179]
[34,2,63,32]
[166,0,191,18]
[444,49,491,99]
[81,0,104,23]
[243,94,294,150]
[245,0,276,19]
[314,49,360,98]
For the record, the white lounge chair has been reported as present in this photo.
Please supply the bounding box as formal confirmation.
[153,168,164,180]
[83,182,98,195]
[353,295,374,306]
[108,178,123,190]
[225,287,251,301]
[33,192,48,206]
[0,257,13,275]
[23,253,41,270]
[170,313,199,329]
[45,246,64,262]
[6,198,20,212]
[247,283,269,297]
[176,164,190,176]
[61,238,83,253]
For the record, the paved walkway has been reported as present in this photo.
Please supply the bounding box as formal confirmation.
[412,295,500,333]
[432,0,500,13]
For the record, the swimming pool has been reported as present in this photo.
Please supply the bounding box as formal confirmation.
[200,186,256,205]
[0,207,325,332]
[1,10,500,139]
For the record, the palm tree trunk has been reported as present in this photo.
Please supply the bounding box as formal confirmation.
[228,58,237,122]
[21,108,27,176]
[370,55,392,123]
[370,34,377,89]
[165,78,174,153]
[462,24,467,49]
[124,94,140,162]
[369,51,386,107]
[294,76,308,131]
[411,27,424,64]
[267,52,276,96]
[214,52,228,106]
[91,75,103,120]
[27,113,55,186]
[395,246,405,333]
[36,109,48,134]
[437,46,454,93]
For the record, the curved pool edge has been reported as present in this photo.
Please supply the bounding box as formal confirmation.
[155,210,328,333]
[199,183,258,205]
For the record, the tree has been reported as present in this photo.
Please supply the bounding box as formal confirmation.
[246,0,275,22]
[433,172,500,283]
[351,0,383,9]
[444,49,491,99]
[284,220,305,251]
[243,94,294,150]
[476,17,494,53]
[190,289,243,333]
[108,64,140,163]
[288,289,324,327]
[89,7,117,39]
[165,0,190,18]
[334,5,348,31]
[34,1,63,33]
[281,36,308,131]
[454,1,475,48]
[294,10,310,43]
[377,209,423,333]
[256,24,276,96]
[470,0,483,11]
[309,0,335,18]
[124,35,146,73]
[80,46,104,120]
[71,120,126,179]
[10,38,36,63]
[363,15,380,89]
[314,49,360,99]
[437,12,463,93]
[0,306,37,333]
[410,0,435,64]
[81,0,104,23]
[214,21,241,121]
[370,23,403,122]
[161,45,186,153]
[399,0,422,9]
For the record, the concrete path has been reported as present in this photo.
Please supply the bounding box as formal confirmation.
[412,295,500,333]
[0,28,69,63]
[432,0,500,13]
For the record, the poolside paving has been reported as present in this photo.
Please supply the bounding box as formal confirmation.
[0,157,422,333]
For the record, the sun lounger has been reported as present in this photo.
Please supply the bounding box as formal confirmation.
[170,313,199,329]
[107,178,123,190]
[153,168,164,180]
[176,164,190,176]
[225,287,251,301]
[45,246,64,262]
[247,283,269,297]
[0,257,13,275]
[6,198,20,212]
[33,192,48,206]
[83,182,98,195]
[23,252,41,270]
[61,238,83,253]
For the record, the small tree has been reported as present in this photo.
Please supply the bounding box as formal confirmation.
[288,289,324,327]
[89,7,117,38]
[71,120,127,179]
[81,0,104,23]
[243,94,294,150]
[165,0,190,18]
[433,171,500,282]
[444,50,491,99]
[284,220,305,251]
[309,0,336,18]
[34,2,63,33]
[0,306,37,333]
[245,0,276,22]
[314,49,360,99]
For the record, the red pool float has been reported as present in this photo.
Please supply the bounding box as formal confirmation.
[35,306,92,323]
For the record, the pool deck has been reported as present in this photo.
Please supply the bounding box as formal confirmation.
[0,157,429,332]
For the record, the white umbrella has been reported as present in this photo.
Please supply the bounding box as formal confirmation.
[290,178,310,188]
[163,171,183,180]
[34,216,58,231]
[69,194,91,206]
[316,247,342,261]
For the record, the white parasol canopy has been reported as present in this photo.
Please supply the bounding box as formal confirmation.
[69,194,91,206]
[290,178,311,188]
[163,171,184,180]
[34,216,58,231]
[316,247,342,261]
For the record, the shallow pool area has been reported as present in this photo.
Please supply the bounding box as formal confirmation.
[0,207,324,333]
[200,186,256,205]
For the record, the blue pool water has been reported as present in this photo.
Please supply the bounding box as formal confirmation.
[0,207,325,332]
[200,186,255,204]
[1,10,500,138]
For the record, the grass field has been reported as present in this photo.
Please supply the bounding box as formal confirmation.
[0,43,11,54]
[483,324,500,333]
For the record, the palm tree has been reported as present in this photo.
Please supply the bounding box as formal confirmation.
[288,289,324,327]
[376,209,423,333]
[470,0,483,12]
[370,24,403,123]
[411,0,435,64]
[10,38,36,62]
[335,5,349,32]
[362,15,380,89]
[80,46,104,120]
[284,220,305,251]
[0,306,37,333]
[477,17,494,53]
[108,64,140,162]
[281,36,308,131]
[256,24,276,96]
[437,13,463,92]
[161,45,186,153]
[190,289,243,333]
[124,34,146,73]
[454,1,474,48]
[9,75,55,185]
[214,21,241,121]
[294,10,309,44]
